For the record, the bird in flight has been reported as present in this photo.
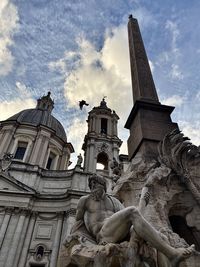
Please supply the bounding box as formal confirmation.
[79,100,89,110]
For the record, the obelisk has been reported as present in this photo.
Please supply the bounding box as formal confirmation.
[125,15,178,160]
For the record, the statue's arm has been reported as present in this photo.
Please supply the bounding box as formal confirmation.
[76,196,88,221]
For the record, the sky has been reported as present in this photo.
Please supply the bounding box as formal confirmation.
[1,0,200,166]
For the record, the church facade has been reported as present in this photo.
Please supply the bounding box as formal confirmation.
[0,92,125,267]
[0,16,200,267]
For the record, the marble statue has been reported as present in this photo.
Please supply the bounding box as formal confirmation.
[76,153,83,167]
[110,157,122,178]
[0,152,14,171]
[68,174,194,267]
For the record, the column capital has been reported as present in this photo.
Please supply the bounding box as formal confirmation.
[12,207,30,216]
[5,207,15,214]
[20,208,31,216]
[66,208,76,218]
[56,211,65,219]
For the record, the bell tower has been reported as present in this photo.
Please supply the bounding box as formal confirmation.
[82,98,122,175]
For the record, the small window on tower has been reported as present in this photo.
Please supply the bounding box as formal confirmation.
[96,152,108,170]
[14,141,28,160]
[46,151,56,170]
[101,118,107,134]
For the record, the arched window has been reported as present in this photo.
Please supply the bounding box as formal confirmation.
[11,135,33,162]
[46,151,57,170]
[96,152,108,170]
[14,141,28,160]
[169,215,200,251]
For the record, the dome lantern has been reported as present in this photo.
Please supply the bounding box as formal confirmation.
[36,92,54,113]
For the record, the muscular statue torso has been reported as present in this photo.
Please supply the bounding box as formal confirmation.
[76,194,117,238]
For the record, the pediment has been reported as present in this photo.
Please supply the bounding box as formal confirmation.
[0,171,36,194]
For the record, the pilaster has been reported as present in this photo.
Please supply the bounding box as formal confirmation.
[5,208,28,267]
[50,212,64,267]
[17,211,37,267]
[0,207,13,248]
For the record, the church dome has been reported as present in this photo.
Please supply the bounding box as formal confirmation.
[6,92,67,143]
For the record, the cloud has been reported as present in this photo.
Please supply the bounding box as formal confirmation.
[66,117,88,167]
[66,117,88,154]
[0,0,19,76]
[165,20,180,55]
[49,7,156,158]
[64,25,131,120]
[63,26,132,157]
[157,19,183,81]
[149,60,154,73]
[170,64,183,80]
[48,59,66,73]
[162,94,185,107]
[196,90,200,100]
[0,98,36,121]
[179,120,200,146]
[132,7,157,29]
[15,81,32,98]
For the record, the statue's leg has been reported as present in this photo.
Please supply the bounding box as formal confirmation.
[98,207,133,243]
[157,252,170,267]
[126,207,194,266]
[99,206,194,266]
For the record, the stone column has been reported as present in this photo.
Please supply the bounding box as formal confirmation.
[18,212,37,267]
[95,116,99,133]
[40,136,50,167]
[23,140,33,162]
[107,118,111,135]
[30,131,50,167]
[114,120,118,136]
[88,143,95,173]
[15,211,30,267]
[88,116,92,132]
[5,209,27,267]
[0,208,12,248]
[60,147,68,170]
[29,133,43,164]
[52,154,59,170]
[50,213,63,267]
[92,116,96,132]
[64,210,76,238]
[0,125,17,157]
[84,147,89,171]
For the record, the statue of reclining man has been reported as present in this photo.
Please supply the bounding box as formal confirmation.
[71,174,194,267]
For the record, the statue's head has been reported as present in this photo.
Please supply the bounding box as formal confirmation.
[88,174,107,192]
